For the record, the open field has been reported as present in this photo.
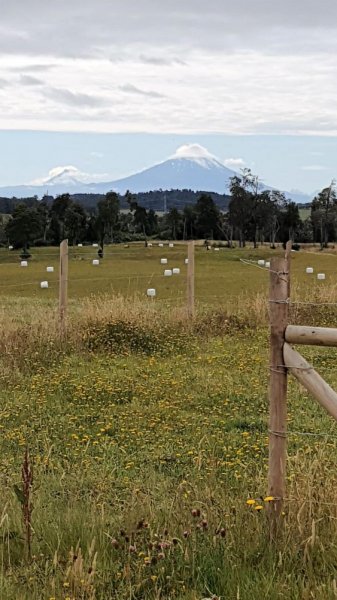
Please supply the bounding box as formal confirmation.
[2,244,337,599]
[1,242,337,303]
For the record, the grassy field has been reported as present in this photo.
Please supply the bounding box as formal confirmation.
[1,241,337,303]
[2,243,337,599]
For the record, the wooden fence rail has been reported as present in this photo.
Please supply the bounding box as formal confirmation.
[268,242,337,533]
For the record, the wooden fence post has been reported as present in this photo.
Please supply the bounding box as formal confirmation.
[187,241,195,318]
[268,254,289,529]
[59,239,68,338]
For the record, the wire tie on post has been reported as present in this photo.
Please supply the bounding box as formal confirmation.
[269,298,291,305]
[269,429,287,439]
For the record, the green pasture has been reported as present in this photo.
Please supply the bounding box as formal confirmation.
[2,243,337,598]
[1,242,337,305]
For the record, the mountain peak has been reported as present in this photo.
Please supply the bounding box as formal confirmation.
[171,144,218,161]
[168,143,225,171]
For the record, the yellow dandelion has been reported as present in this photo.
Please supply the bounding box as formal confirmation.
[246,499,256,505]
[264,496,275,502]
[254,505,263,511]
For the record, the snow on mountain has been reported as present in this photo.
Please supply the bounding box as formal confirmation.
[0,144,311,202]
[93,144,239,195]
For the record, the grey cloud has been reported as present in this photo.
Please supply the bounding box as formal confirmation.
[11,64,57,73]
[0,78,9,88]
[1,0,337,58]
[119,83,165,99]
[138,55,186,66]
[42,86,107,107]
[20,74,44,85]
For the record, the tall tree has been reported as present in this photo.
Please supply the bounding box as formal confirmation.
[311,181,337,248]
[64,203,87,245]
[50,194,72,242]
[228,175,252,247]
[5,204,42,249]
[96,191,120,247]
[194,194,220,239]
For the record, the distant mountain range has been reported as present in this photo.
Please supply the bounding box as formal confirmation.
[0,144,312,203]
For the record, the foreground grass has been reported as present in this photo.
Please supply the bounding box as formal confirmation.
[1,245,337,598]
[2,323,337,598]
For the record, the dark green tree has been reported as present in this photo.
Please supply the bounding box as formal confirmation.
[194,194,220,239]
[5,204,42,250]
[311,181,337,248]
[96,191,120,248]
[64,203,87,245]
[50,194,72,242]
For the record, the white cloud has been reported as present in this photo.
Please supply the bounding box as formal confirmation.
[90,151,104,158]
[171,144,217,159]
[223,157,245,168]
[30,165,111,185]
[301,165,328,171]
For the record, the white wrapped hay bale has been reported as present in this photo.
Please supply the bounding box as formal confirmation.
[46,266,54,273]
[214,247,220,252]
[257,260,265,266]
[164,269,172,276]
[40,281,48,289]
[77,243,83,247]
[172,268,180,275]
[265,261,270,268]
[317,273,325,280]
[147,288,156,297]
[160,258,168,264]
[92,259,100,266]
[20,260,28,267]
[92,243,99,247]
[185,258,189,264]
[306,267,314,274]
[169,243,174,248]
[158,243,164,247]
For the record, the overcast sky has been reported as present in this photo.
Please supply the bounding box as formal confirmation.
[1,0,337,192]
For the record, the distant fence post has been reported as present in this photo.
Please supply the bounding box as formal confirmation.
[268,252,289,530]
[59,239,68,339]
[187,241,195,318]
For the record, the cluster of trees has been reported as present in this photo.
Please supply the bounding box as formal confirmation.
[1,172,337,249]
[227,170,303,247]
[1,191,227,249]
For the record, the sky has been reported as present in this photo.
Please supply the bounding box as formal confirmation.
[1,0,337,194]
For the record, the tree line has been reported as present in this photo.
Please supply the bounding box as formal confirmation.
[1,171,336,249]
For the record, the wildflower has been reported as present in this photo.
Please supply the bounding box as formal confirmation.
[264,496,275,502]
[246,499,256,506]
[254,505,263,511]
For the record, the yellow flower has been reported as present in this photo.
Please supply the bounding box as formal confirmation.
[246,499,256,505]
[254,505,263,511]
[264,496,275,502]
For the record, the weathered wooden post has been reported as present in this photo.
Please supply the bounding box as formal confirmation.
[187,241,195,318]
[268,251,290,528]
[59,239,68,339]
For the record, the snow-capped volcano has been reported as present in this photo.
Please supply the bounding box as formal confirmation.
[93,144,239,195]
[169,144,227,170]
[30,166,111,187]
[0,144,311,202]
